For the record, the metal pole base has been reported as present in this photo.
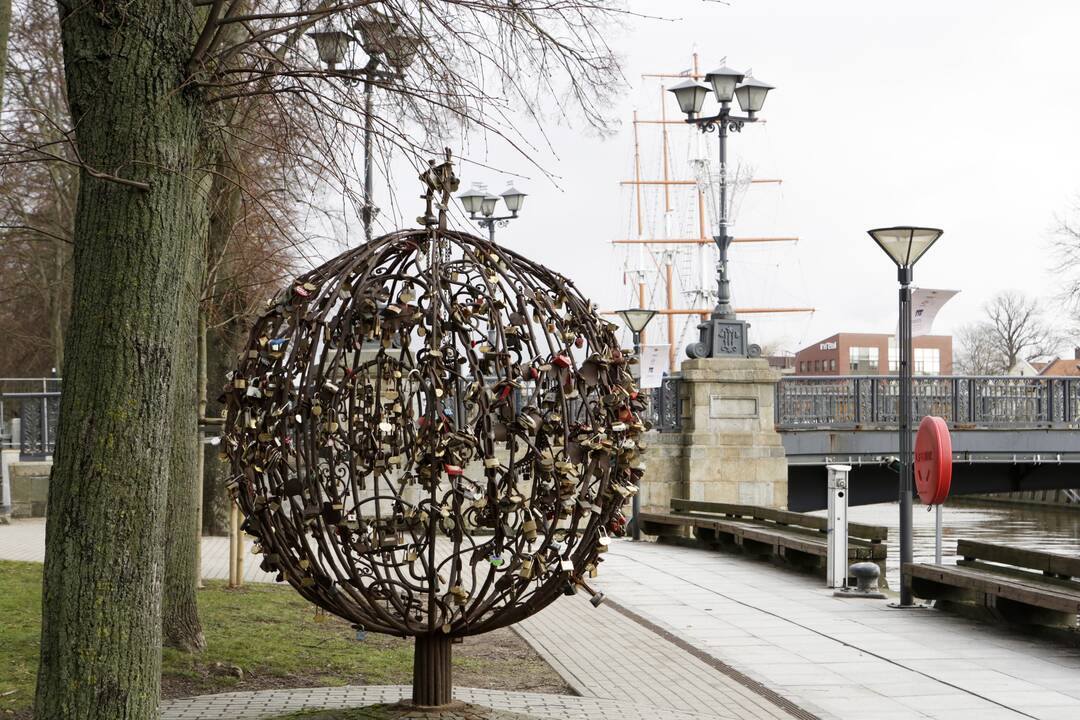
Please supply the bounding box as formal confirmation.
[835,589,887,600]
[887,601,929,610]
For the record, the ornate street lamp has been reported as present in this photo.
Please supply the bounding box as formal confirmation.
[670,61,775,360]
[308,15,418,243]
[308,30,355,70]
[616,307,657,541]
[458,182,527,242]
[868,225,944,608]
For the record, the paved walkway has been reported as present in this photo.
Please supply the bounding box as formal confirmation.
[2,520,803,720]
[159,686,721,720]
[592,541,1080,720]
[11,519,1080,719]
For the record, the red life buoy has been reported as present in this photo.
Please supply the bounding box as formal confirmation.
[914,415,952,505]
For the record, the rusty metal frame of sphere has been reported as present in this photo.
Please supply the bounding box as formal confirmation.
[222,180,647,641]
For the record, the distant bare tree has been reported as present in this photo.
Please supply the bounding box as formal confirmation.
[1051,198,1080,326]
[953,322,1006,375]
[984,291,1057,369]
[0,0,74,377]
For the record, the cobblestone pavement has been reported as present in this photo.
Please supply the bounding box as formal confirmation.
[594,541,1080,720]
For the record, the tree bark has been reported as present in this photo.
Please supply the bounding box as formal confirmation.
[35,4,204,719]
[412,634,454,707]
[162,180,209,652]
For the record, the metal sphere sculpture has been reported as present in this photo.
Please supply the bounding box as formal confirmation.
[221,153,647,707]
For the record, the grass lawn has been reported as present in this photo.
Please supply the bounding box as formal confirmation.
[0,560,570,717]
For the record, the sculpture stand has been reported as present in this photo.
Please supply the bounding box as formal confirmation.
[223,153,643,714]
[412,634,453,707]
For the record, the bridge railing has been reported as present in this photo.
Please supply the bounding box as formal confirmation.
[644,374,683,432]
[775,375,1080,429]
[1,378,63,459]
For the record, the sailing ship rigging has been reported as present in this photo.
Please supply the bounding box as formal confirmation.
[612,55,814,372]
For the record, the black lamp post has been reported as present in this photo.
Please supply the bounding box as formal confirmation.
[458,183,527,242]
[309,13,418,242]
[868,225,944,608]
[669,63,774,360]
[616,307,658,541]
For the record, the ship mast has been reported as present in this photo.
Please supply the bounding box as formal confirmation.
[615,53,814,370]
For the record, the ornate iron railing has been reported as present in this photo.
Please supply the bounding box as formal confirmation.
[775,375,1080,429]
[1,379,62,459]
[645,374,683,432]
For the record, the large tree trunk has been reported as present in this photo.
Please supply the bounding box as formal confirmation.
[35,4,204,719]
[162,186,209,652]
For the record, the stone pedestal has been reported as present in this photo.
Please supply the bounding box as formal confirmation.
[641,357,788,511]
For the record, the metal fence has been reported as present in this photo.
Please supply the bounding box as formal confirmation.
[645,375,683,432]
[1,378,62,458]
[775,375,1080,429]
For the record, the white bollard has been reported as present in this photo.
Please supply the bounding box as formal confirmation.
[826,464,851,589]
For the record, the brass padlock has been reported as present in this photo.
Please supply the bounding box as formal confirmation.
[596,527,610,554]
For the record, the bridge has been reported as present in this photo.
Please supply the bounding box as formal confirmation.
[5,375,1080,515]
[648,374,1080,512]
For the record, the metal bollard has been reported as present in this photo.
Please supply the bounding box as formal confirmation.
[826,464,851,589]
[834,561,886,599]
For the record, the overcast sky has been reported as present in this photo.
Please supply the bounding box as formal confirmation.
[346,1,1080,357]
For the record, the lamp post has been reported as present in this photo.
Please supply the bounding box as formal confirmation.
[458,182,527,242]
[669,63,774,360]
[616,307,658,541]
[309,13,418,242]
[868,226,944,608]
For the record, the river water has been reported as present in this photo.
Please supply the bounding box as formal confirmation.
[813,501,1080,588]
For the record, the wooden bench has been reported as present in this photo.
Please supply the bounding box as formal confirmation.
[906,539,1080,627]
[639,499,887,577]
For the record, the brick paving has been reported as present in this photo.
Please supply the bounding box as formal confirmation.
[0,520,799,719]
[8,520,1080,719]
[159,686,721,720]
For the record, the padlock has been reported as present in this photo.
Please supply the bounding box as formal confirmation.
[596,527,610,554]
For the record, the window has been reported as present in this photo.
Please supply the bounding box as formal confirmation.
[829,359,837,372]
[885,344,942,375]
[848,346,879,373]
[915,348,941,375]
[799,361,806,373]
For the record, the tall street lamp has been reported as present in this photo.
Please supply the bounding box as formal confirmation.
[669,62,774,359]
[868,225,944,608]
[309,12,418,242]
[458,182,527,242]
[616,307,658,541]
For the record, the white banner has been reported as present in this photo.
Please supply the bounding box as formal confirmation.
[906,288,959,337]
[638,344,670,389]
